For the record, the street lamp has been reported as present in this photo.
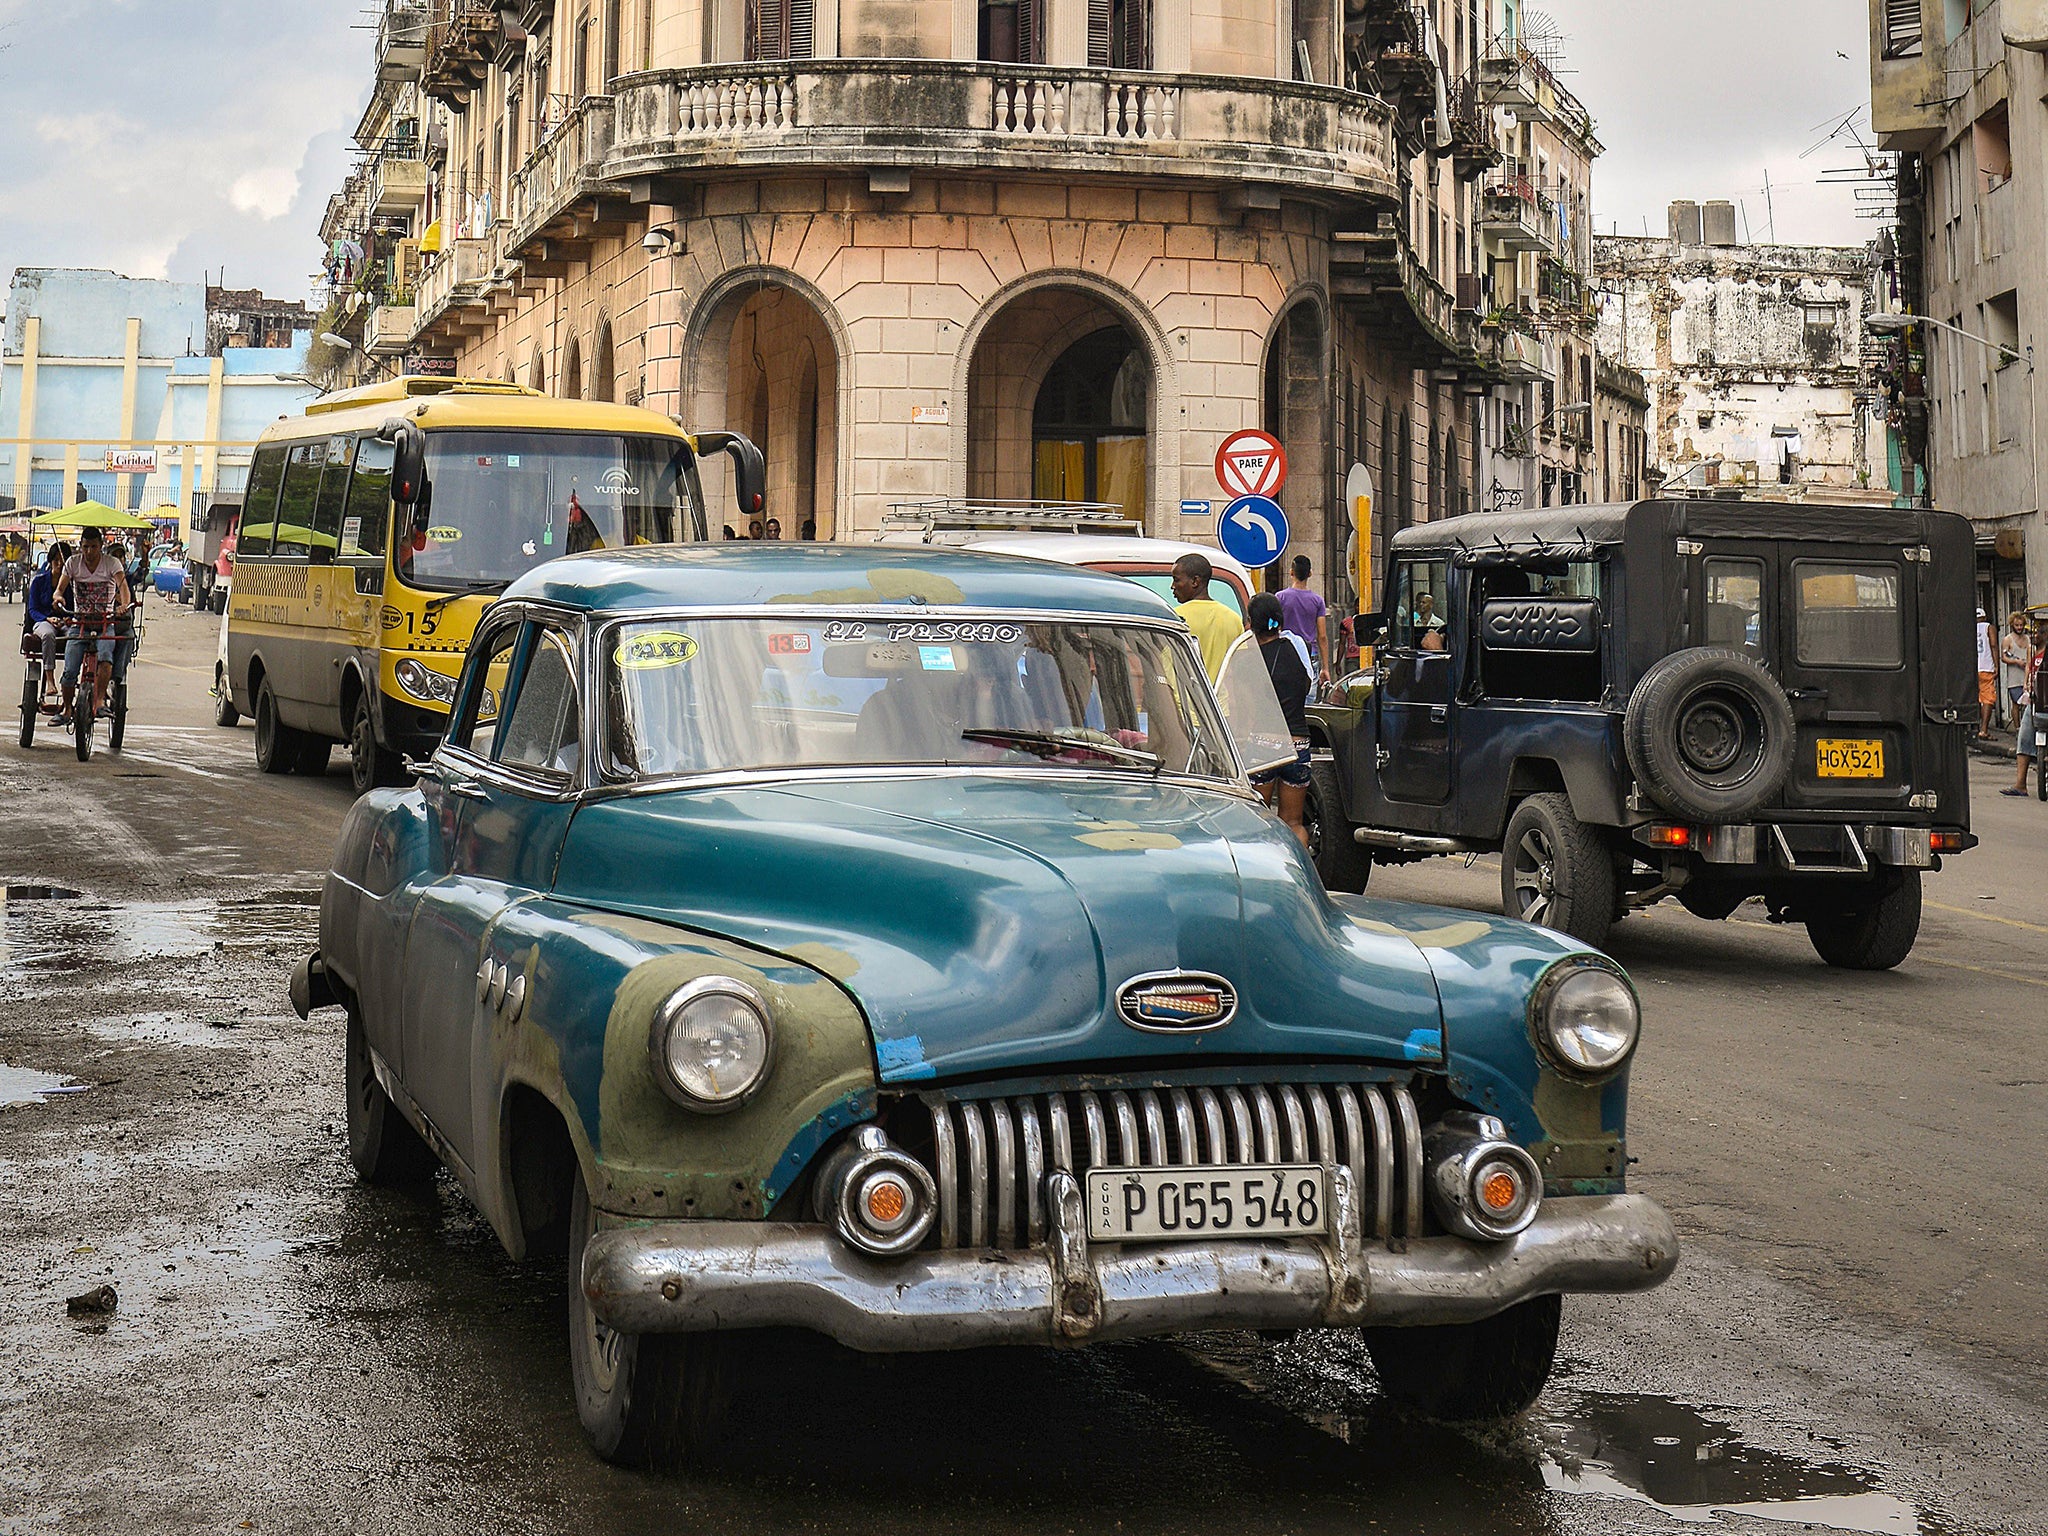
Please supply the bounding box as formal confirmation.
[1866,311,2035,521]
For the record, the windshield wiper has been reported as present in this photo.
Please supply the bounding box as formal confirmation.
[962,728,1160,769]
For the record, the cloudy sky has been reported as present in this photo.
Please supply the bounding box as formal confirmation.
[0,0,370,302]
[1535,0,1877,246]
[0,1,1875,306]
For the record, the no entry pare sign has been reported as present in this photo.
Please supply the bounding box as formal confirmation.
[1214,430,1288,499]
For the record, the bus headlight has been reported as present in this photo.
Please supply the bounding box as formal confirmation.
[1530,958,1641,1078]
[394,658,458,708]
[647,977,775,1112]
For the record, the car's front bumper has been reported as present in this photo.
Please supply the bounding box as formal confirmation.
[582,1173,1677,1351]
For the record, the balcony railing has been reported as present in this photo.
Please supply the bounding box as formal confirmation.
[372,152,429,215]
[366,304,419,357]
[1476,173,1552,252]
[378,0,430,81]
[504,95,616,256]
[411,236,492,339]
[609,62,1399,203]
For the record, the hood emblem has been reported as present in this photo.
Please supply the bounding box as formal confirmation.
[1116,973,1238,1033]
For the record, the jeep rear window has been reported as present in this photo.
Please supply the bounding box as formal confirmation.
[1705,558,1765,656]
[1794,562,1902,669]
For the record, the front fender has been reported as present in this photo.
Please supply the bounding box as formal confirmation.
[1347,901,1632,1195]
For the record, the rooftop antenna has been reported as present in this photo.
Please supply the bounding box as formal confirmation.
[1761,168,1777,243]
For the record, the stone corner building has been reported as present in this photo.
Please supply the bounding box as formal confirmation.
[326,0,1622,601]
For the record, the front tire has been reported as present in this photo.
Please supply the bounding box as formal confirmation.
[1306,757,1372,893]
[1364,1294,1561,1421]
[1501,793,1616,947]
[213,665,240,728]
[1805,870,1922,971]
[73,691,92,762]
[344,1008,436,1184]
[567,1172,728,1470]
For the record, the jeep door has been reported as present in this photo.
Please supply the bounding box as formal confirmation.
[1375,555,1454,804]
[1774,547,1920,812]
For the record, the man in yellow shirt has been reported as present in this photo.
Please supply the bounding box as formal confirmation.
[1171,552,1245,681]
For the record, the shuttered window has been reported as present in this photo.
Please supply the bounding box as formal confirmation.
[980,0,1043,63]
[1087,0,1149,68]
[1882,0,1923,58]
[748,0,814,59]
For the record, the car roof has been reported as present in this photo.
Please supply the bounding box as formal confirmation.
[950,534,1257,589]
[503,542,1185,618]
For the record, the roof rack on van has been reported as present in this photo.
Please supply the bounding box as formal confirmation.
[305,376,546,415]
[880,499,1139,542]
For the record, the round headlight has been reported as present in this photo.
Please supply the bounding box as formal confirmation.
[1535,961,1640,1076]
[647,977,774,1112]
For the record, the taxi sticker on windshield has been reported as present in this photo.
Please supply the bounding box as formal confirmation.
[616,631,699,670]
[427,525,463,544]
[919,645,957,672]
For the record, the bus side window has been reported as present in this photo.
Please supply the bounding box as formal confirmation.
[239,445,288,558]
[344,438,394,559]
[309,436,352,565]
[272,444,324,561]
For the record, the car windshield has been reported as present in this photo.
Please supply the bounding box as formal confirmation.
[605,615,1245,780]
[400,430,698,593]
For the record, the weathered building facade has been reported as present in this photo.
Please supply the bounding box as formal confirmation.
[1595,212,1886,505]
[321,0,1620,609]
[1868,0,2046,612]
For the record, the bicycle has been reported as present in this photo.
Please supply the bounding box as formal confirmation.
[53,612,129,762]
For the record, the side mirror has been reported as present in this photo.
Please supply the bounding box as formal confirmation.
[382,418,429,511]
[1352,612,1388,647]
[693,430,767,521]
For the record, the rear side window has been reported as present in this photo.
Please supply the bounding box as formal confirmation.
[239,446,287,558]
[1392,559,1451,651]
[1795,562,1902,669]
[1704,558,1766,655]
[1125,573,1245,617]
[272,443,325,560]
[496,630,581,781]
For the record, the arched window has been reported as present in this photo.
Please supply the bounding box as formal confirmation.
[1033,327,1148,523]
[562,335,584,400]
[528,349,547,395]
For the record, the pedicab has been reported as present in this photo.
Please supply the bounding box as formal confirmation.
[18,503,156,759]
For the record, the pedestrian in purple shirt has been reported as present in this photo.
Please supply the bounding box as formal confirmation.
[1275,555,1329,686]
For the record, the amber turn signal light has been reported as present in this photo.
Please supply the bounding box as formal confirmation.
[1645,825,1692,848]
[866,1178,908,1224]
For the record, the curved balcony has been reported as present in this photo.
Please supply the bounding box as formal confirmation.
[606,61,1401,205]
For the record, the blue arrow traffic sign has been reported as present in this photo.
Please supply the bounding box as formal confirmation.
[1218,494,1289,569]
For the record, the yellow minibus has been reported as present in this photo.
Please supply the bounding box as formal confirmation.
[224,377,760,793]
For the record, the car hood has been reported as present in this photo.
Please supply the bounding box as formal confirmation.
[554,776,1444,1083]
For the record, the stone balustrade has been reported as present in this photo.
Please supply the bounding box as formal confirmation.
[607,61,1398,203]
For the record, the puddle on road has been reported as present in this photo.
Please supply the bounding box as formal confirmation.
[1535,1392,1935,1534]
[0,1065,87,1108]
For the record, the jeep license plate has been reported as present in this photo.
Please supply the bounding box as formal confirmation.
[1816,738,1884,778]
[1087,1165,1327,1241]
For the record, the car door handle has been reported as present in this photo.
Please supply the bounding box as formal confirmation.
[443,779,489,801]
[1429,705,1449,723]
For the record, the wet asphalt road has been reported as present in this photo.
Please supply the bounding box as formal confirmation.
[3,601,2046,1536]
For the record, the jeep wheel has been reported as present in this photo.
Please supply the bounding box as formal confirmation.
[1502,793,1615,947]
[345,1008,435,1184]
[1805,870,1922,971]
[1365,1294,1560,1421]
[1625,648,1795,822]
[1306,758,1372,893]
[567,1172,728,1470]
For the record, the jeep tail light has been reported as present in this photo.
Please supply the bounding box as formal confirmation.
[1645,825,1692,848]
[1931,831,1965,853]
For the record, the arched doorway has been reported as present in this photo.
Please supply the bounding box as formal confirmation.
[528,348,547,395]
[1031,329,1148,520]
[591,319,615,403]
[1262,297,1330,586]
[966,285,1155,527]
[685,274,843,540]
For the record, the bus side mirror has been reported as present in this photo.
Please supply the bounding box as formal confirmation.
[382,419,428,511]
[693,430,767,521]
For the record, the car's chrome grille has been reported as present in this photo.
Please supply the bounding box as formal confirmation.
[913,1081,1426,1250]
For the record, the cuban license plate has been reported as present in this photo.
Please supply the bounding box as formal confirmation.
[1086,1165,1328,1242]
[1816,738,1884,778]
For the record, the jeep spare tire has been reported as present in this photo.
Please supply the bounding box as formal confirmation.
[1624,647,1795,822]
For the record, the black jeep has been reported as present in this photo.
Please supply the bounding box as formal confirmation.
[1305,499,1978,969]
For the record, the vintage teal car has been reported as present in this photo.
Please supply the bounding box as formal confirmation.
[294,543,1677,1468]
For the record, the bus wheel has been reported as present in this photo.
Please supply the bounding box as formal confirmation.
[348,692,400,796]
[254,677,307,775]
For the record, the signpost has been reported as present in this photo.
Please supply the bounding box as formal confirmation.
[1218,494,1290,570]
[1214,430,1288,501]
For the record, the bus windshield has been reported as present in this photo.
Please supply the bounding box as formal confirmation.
[400,430,699,593]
